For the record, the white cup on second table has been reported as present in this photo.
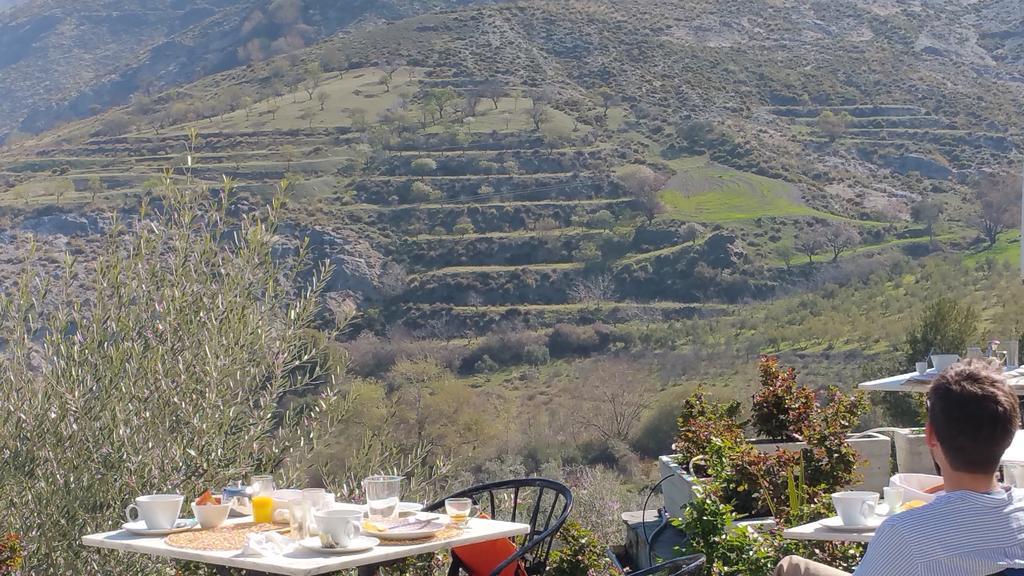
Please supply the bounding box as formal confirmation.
[930,354,960,372]
[832,491,878,526]
[125,494,184,530]
[315,508,363,549]
[915,361,929,375]
[882,486,904,515]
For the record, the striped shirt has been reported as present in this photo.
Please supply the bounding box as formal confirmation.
[854,487,1024,576]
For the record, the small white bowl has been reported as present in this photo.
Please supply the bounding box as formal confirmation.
[191,502,231,530]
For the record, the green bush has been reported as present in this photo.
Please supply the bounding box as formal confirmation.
[522,344,550,366]
[547,323,612,357]
[0,533,23,575]
[547,521,613,576]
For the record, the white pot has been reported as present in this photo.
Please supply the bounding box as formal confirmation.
[893,428,934,474]
[659,432,892,517]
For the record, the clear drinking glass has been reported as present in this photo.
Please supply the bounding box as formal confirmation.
[362,475,403,521]
[303,488,328,534]
[286,496,311,539]
[445,497,475,527]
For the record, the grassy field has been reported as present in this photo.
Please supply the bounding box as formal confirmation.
[660,158,827,222]
[963,230,1021,267]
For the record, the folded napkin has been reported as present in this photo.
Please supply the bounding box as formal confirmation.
[238,531,292,557]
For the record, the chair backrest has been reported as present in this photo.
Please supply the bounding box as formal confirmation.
[639,555,706,576]
[425,478,573,575]
[996,570,1024,575]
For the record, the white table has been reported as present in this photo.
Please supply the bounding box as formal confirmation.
[83,516,532,576]
[858,368,1024,396]
[782,517,876,544]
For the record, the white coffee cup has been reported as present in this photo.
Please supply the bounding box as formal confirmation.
[832,491,878,526]
[315,508,362,549]
[930,354,960,372]
[125,494,184,530]
[882,486,904,514]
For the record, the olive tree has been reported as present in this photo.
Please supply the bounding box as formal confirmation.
[972,172,1020,247]
[617,165,667,224]
[0,134,336,573]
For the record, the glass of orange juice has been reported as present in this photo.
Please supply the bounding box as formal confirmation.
[251,475,276,524]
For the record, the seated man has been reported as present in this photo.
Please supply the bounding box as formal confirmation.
[776,360,1024,576]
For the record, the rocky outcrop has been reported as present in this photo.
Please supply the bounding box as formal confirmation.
[20,213,102,236]
[878,154,953,180]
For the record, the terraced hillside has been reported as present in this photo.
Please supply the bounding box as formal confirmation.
[2,0,1023,339]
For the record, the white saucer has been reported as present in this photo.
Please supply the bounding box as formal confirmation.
[820,515,884,532]
[299,535,379,554]
[122,518,197,536]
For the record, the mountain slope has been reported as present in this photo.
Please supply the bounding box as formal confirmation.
[0,0,490,141]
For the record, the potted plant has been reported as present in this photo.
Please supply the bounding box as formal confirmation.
[659,356,890,518]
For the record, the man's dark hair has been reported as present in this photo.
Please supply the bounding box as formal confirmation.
[928,359,1020,474]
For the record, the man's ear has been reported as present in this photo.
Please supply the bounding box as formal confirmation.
[925,421,939,449]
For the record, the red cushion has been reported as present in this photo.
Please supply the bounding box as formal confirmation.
[451,514,527,576]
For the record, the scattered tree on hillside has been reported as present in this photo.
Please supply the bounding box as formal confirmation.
[411,158,437,176]
[463,92,481,117]
[617,165,667,224]
[281,144,298,170]
[774,242,796,269]
[53,178,73,206]
[479,80,506,109]
[816,110,852,141]
[679,222,705,245]
[320,45,346,75]
[527,102,549,131]
[268,102,280,120]
[299,109,316,129]
[575,241,603,264]
[425,88,458,121]
[303,62,323,101]
[972,171,1020,247]
[593,87,620,117]
[535,217,560,233]
[87,176,104,204]
[453,217,475,237]
[569,273,617,303]
[570,358,656,443]
[823,223,860,261]
[317,91,330,112]
[379,59,403,93]
[796,234,823,263]
[910,198,945,240]
[349,108,369,131]
[409,181,441,203]
[586,210,615,230]
[94,115,133,137]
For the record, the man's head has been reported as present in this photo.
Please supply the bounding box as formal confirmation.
[925,359,1020,475]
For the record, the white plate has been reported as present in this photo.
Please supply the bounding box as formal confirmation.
[122,519,197,536]
[364,513,448,540]
[820,515,884,532]
[299,535,379,554]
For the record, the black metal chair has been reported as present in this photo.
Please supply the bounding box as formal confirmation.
[605,506,705,576]
[424,478,573,576]
[606,549,706,576]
